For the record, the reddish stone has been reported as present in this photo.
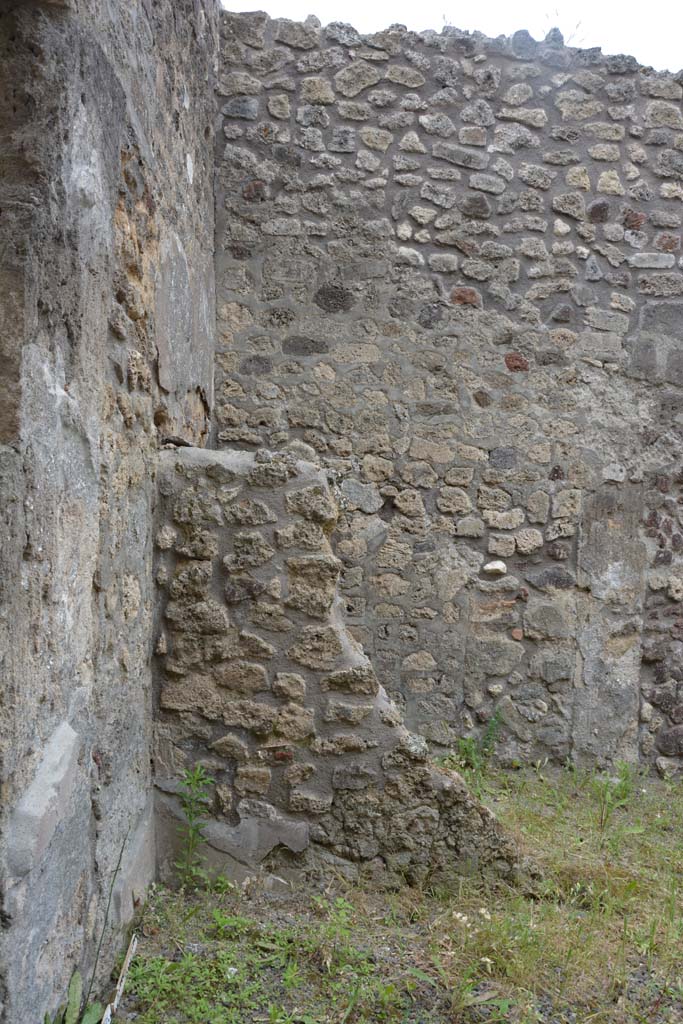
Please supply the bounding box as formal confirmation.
[242,179,267,202]
[511,628,524,641]
[655,232,681,252]
[451,286,482,307]
[453,236,479,257]
[504,352,529,372]
[269,748,294,763]
[623,208,647,230]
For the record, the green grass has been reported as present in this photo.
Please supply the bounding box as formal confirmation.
[122,765,683,1024]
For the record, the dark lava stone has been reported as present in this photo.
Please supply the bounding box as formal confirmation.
[489,446,517,469]
[551,304,573,322]
[526,567,576,590]
[314,284,355,313]
[458,192,492,219]
[272,144,302,166]
[239,355,272,375]
[511,29,538,58]
[416,303,444,328]
[587,199,610,224]
[282,336,329,356]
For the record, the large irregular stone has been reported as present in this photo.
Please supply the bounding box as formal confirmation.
[334,60,382,97]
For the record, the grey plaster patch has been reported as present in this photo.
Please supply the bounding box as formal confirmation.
[7,722,80,879]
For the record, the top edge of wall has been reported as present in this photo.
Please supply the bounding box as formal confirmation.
[218,9,683,79]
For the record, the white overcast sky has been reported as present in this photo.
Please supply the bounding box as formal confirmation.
[222,0,683,73]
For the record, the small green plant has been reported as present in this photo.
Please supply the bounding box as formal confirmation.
[211,908,254,939]
[310,896,356,971]
[455,735,484,773]
[211,872,235,895]
[175,763,214,888]
[282,959,303,992]
[590,760,636,832]
[444,708,503,780]
[43,971,103,1024]
[480,708,503,760]
[266,1006,297,1024]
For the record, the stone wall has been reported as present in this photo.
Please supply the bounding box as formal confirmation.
[153,446,519,883]
[0,1,219,1021]
[214,13,683,772]
[4,5,683,1020]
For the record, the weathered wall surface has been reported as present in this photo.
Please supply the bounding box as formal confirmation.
[0,1,218,1020]
[153,446,519,883]
[214,13,683,772]
[4,4,683,1018]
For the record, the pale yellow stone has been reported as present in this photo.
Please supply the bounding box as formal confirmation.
[402,650,437,671]
[566,165,591,191]
[588,143,620,161]
[300,77,335,104]
[527,442,552,463]
[597,170,625,195]
[515,528,544,554]
[398,131,426,153]
[268,94,290,119]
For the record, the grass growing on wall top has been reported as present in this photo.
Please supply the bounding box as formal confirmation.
[121,765,683,1024]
